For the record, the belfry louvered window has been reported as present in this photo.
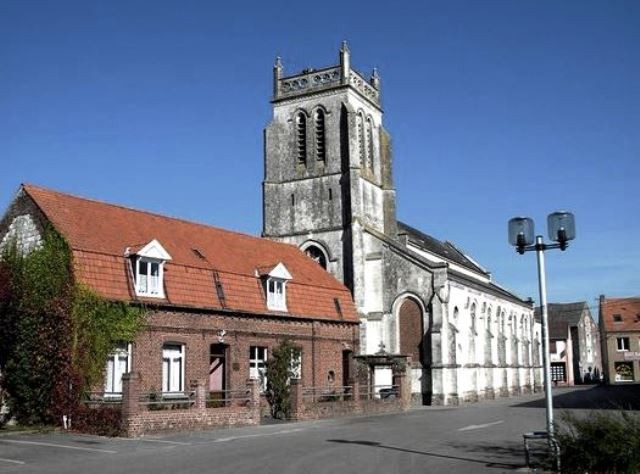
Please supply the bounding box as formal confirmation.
[366,117,374,170]
[296,112,307,165]
[356,112,365,165]
[315,109,326,161]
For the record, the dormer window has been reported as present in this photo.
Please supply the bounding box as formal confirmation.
[136,258,163,296]
[258,262,292,312]
[267,278,287,311]
[127,239,172,299]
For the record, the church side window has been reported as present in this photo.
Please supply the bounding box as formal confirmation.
[315,109,326,161]
[366,116,374,170]
[296,112,307,165]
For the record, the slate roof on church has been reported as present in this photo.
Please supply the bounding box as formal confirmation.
[535,302,589,339]
[21,184,358,323]
[397,221,488,275]
[600,296,640,333]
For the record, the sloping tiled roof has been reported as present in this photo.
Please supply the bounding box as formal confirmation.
[22,184,357,323]
[397,221,488,276]
[600,296,640,333]
[535,302,588,339]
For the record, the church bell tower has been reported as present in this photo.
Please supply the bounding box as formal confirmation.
[263,42,397,298]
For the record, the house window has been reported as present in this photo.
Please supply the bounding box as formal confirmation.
[617,337,630,352]
[162,344,185,394]
[613,314,623,323]
[551,362,566,382]
[614,362,634,382]
[135,258,164,297]
[249,346,268,390]
[104,343,131,396]
[266,278,287,311]
[315,109,326,161]
[290,350,302,380]
[296,112,307,165]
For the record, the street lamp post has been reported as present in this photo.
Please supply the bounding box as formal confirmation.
[508,211,575,468]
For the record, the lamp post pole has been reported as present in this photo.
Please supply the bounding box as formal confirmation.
[535,235,554,438]
[508,211,575,472]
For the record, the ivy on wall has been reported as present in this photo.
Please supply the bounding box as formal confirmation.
[0,228,145,426]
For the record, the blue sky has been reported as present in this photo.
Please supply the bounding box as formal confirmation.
[1,1,638,313]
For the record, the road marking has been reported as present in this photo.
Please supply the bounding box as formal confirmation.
[213,427,304,443]
[0,457,26,465]
[119,438,192,446]
[458,420,504,431]
[0,439,117,454]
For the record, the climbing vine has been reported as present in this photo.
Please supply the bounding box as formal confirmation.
[0,228,146,426]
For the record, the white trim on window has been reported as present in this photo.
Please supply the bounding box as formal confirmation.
[135,257,166,298]
[249,346,268,391]
[162,344,185,394]
[266,277,287,311]
[104,343,132,397]
[616,337,630,352]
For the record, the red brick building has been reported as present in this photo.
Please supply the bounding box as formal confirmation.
[599,295,640,384]
[0,184,359,402]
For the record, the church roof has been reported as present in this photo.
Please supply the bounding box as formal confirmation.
[397,221,489,276]
[19,184,358,323]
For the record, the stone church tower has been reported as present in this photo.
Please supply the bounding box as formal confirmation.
[263,42,397,310]
[264,43,541,405]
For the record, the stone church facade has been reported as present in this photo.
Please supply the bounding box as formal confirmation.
[263,43,542,405]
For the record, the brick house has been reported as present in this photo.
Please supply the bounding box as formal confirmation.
[599,295,640,384]
[0,184,360,410]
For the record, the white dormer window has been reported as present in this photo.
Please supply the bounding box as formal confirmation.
[267,278,287,311]
[259,262,292,312]
[136,258,164,296]
[128,239,172,298]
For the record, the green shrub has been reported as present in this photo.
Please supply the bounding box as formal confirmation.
[264,339,301,419]
[554,410,640,473]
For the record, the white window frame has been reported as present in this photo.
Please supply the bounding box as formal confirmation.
[249,346,268,390]
[104,343,132,397]
[290,351,302,380]
[135,257,165,297]
[162,344,185,395]
[616,337,630,352]
[266,277,287,311]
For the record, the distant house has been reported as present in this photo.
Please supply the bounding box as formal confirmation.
[599,295,640,384]
[0,184,359,405]
[536,302,601,385]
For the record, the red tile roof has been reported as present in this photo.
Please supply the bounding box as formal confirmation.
[600,296,640,332]
[23,184,357,323]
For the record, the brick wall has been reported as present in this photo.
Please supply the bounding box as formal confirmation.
[125,309,359,396]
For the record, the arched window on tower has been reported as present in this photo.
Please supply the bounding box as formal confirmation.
[356,112,365,166]
[303,245,327,269]
[366,116,374,170]
[315,109,326,162]
[296,112,307,165]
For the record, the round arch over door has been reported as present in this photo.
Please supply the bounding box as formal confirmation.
[398,297,424,365]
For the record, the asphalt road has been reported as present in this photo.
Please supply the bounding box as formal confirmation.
[1,385,637,474]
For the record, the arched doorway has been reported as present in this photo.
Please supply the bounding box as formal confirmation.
[398,297,424,364]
